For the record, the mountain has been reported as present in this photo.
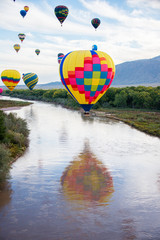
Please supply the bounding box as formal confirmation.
[0,81,63,90]
[112,55,160,86]
[0,56,160,90]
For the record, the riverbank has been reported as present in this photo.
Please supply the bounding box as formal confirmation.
[1,92,160,138]
[91,108,160,138]
[0,100,31,188]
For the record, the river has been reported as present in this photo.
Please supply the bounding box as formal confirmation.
[0,96,160,240]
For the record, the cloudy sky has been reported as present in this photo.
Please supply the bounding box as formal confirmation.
[0,0,160,85]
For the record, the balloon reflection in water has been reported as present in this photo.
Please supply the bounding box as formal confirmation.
[61,142,114,205]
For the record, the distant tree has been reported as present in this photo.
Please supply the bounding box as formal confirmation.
[114,90,127,107]
[99,87,117,106]
[132,91,152,108]
[43,90,56,101]
[53,89,67,98]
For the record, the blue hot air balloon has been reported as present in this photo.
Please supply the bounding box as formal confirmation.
[20,10,27,18]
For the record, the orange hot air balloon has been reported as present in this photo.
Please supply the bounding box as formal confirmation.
[24,6,29,12]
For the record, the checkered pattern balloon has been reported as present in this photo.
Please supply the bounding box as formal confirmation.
[59,50,115,112]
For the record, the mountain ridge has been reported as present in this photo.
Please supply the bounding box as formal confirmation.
[0,55,160,89]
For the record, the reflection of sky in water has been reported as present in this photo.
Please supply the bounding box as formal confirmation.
[0,96,160,240]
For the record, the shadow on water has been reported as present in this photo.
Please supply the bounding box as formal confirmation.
[60,140,114,209]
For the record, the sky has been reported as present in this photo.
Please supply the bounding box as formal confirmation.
[0,0,160,85]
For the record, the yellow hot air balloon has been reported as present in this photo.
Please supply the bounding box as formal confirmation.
[1,70,21,91]
[13,44,20,53]
[59,48,115,113]
[24,6,29,12]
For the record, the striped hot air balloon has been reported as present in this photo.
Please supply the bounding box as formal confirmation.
[18,33,26,43]
[54,5,69,26]
[59,47,115,113]
[23,73,38,90]
[1,70,21,91]
[58,53,64,64]
[35,49,40,55]
[13,44,20,52]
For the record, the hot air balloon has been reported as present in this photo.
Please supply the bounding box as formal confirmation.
[20,10,27,18]
[13,44,20,53]
[24,6,29,12]
[91,18,101,30]
[23,73,38,90]
[35,49,40,55]
[18,33,26,43]
[1,70,21,91]
[59,47,115,113]
[54,5,69,26]
[58,53,64,64]
[61,142,114,204]
[92,45,97,51]
[0,88,3,94]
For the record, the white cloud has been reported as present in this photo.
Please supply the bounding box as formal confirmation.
[127,0,160,9]
[0,0,160,84]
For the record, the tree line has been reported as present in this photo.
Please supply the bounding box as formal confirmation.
[3,86,160,110]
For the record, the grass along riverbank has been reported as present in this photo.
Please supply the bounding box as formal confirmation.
[0,99,32,109]
[92,108,160,138]
[0,100,31,187]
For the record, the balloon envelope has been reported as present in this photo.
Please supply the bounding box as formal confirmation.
[13,44,20,52]
[35,49,40,55]
[24,6,29,12]
[59,49,115,112]
[91,18,100,29]
[23,73,38,90]
[20,10,27,18]
[61,142,114,204]
[1,70,21,91]
[92,45,97,50]
[18,33,26,42]
[54,5,69,25]
[0,88,3,94]
[58,53,64,64]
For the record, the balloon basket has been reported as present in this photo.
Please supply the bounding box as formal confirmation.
[83,111,90,117]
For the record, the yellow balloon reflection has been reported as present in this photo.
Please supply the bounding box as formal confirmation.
[61,142,114,205]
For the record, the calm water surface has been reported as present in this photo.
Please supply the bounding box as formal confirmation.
[0,97,160,240]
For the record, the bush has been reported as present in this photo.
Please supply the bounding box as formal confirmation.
[0,144,11,182]
[0,110,6,141]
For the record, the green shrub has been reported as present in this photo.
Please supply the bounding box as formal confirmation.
[0,110,6,141]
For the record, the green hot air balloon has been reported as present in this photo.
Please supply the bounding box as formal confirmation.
[54,5,69,26]
[91,18,101,30]
[35,49,40,55]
